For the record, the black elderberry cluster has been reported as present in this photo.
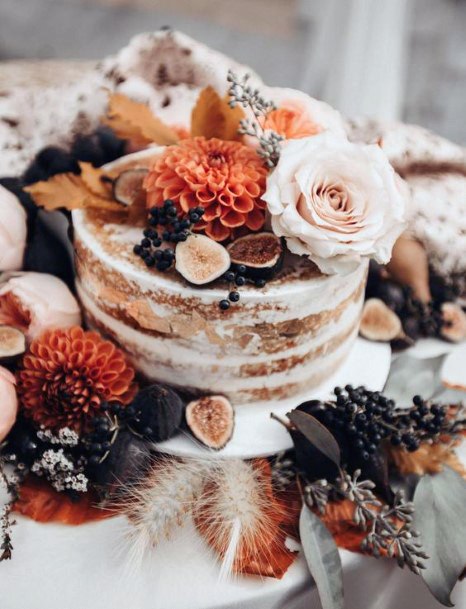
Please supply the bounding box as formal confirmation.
[218,265,267,310]
[133,200,204,271]
[329,386,447,457]
[81,409,117,466]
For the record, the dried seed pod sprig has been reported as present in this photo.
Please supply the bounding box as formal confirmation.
[270,452,297,492]
[227,70,283,167]
[302,469,428,574]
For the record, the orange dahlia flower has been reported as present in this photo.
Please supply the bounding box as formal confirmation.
[144,137,267,242]
[17,326,137,433]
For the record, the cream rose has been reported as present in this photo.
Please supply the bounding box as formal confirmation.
[263,133,407,274]
[0,185,27,272]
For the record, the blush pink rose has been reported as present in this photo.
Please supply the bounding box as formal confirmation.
[0,366,18,442]
[263,133,407,274]
[0,272,81,341]
[0,185,27,272]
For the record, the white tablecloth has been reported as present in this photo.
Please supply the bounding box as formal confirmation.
[0,345,465,609]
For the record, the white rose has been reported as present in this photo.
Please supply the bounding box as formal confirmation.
[263,133,407,274]
[0,185,27,271]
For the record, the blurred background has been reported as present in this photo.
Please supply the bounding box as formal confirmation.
[0,0,465,143]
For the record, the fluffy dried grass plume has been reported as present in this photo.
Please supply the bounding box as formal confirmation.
[193,459,295,579]
[121,457,212,569]
[120,457,295,579]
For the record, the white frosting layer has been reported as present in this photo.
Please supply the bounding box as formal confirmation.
[77,280,362,401]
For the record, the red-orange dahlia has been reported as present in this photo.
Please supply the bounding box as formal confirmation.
[144,137,268,242]
[17,326,137,433]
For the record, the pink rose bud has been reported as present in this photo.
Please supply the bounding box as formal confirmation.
[0,272,81,341]
[0,185,27,272]
[0,366,18,442]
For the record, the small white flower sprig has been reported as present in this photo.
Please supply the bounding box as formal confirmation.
[31,427,89,493]
[227,70,283,168]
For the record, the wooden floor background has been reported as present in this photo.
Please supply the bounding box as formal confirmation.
[0,0,465,144]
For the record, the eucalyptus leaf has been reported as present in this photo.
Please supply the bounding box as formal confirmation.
[383,354,445,405]
[288,410,341,467]
[413,467,466,606]
[299,504,344,609]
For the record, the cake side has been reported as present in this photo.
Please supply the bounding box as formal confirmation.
[74,206,367,403]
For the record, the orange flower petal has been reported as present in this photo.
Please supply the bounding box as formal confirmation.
[244,206,265,231]
[220,209,246,228]
[205,219,231,242]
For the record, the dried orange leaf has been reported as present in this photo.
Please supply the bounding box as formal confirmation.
[104,94,179,146]
[387,442,466,478]
[14,476,110,525]
[24,172,121,212]
[79,162,112,198]
[191,86,244,141]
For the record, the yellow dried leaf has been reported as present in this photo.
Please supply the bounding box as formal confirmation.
[387,442,466,479]
[103,94,179,146]
[24,173,120,212]
[125,300,171,334]
[191,86,244,141]
[79,162,112,198]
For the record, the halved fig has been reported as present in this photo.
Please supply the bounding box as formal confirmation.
[175,234,230,285]
[112,168,148,206]
[226,232,284,279]
[440,302,466,343]
[360,298,402,341]
[185,395,234,450]
[0,325,26,363]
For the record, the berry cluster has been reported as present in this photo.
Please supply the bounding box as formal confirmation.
[218,265,267,310]
[330,386,447,456]
[301,386,449,466]
[133,200,204,271]
[81,410,117,467]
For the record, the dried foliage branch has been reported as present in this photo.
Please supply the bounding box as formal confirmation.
[302,469,428,574]
[227,70,283,167]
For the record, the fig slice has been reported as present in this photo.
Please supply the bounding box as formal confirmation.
[112,168,148,206]
[175,234,230,285]
[0,325,26,363]
[226,232,284,279]
[360,298,402,341]
[185,395,235,450]
[440,302,466,343]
